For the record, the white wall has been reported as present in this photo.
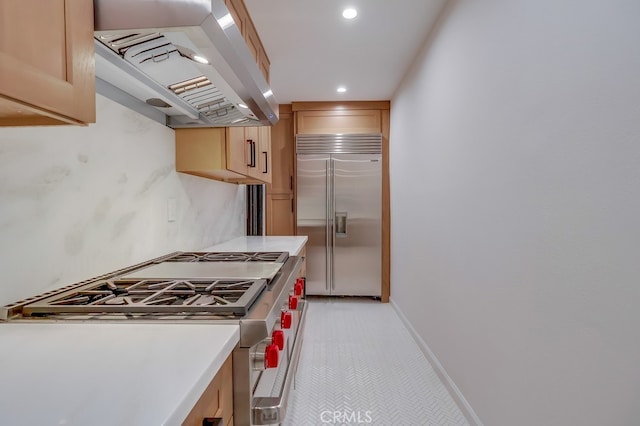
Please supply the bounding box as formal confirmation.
[0,95,245,306]
[390,0,640,425]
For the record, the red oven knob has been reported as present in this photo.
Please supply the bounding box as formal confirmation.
[294,278,304,296]
[281,311,292,329]
[288,295,298,310]
[265,344,279,369]
[272,330,285,351]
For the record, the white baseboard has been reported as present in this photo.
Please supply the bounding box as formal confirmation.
[390,297,484,426]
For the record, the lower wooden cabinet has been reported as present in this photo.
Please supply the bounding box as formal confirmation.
[182,353,234,426]
[266,193,294,236]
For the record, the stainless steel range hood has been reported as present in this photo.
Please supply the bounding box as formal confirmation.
[93,0,278,127]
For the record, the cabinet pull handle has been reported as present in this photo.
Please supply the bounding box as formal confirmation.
[252,142,256,167]
[246,140,256,167]
[290,175,293,190]
[246,139,253,167]
[262,151,268,173]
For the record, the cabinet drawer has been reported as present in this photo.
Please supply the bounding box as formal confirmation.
[182,354,233,426]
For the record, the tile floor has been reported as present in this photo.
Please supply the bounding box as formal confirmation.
[283,297,469,426]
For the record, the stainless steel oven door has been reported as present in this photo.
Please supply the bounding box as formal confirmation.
[252,299,307,425]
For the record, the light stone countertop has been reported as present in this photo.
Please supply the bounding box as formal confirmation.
[0,322,239,426]
[202,236,308,256]
[0,237,306,425]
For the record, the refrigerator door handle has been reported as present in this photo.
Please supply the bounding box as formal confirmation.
[330,159,336,291]
[325,159,331,292]
[335,212,347,237]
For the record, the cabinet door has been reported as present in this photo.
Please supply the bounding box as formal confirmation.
[258,50,270,84]
[245,22,270,84]
[226,127,250,175]
[257,126,272,183]
[296,109,382,134]
[245,22,260,65]
[225,0,248,37]
[244,126,262,180]
[182,354,233,426]
[266,193,295,236]
[0,0,95,126]
[267,109,293,194]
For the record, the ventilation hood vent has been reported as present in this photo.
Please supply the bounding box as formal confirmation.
[93,0,278,128]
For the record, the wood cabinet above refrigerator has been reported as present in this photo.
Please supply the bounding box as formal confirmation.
[0,0,95,126]
[175,127,271,184]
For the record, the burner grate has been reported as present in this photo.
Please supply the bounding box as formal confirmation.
[22,278,266,317]
[164,251,289,263]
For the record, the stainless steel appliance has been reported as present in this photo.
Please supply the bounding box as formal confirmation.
[1,251,306,425]
[296,134,382,297]
[93,0,278,128]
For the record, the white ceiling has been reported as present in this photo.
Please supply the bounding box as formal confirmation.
[244,0,448,104]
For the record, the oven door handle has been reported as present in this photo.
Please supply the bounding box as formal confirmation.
[252,300,307,425]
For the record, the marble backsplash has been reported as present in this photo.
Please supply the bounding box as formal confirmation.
[0,95,245,306]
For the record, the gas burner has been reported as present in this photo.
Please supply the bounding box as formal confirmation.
[22,278,266,317]
[165,251,289,263]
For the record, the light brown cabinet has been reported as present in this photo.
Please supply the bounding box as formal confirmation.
[266,193,294,236]
[224,0,270,83]
[0,0,95,126]
[176,127,271,184]
[267,106,294,195]
[266,105,295,236]
[225,0,247,38]
[295,108,383,134]
[182,353,234,426]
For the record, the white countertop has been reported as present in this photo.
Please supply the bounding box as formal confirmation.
[202,236,308,256]
[0,237,305,425]
[0,322,239,426]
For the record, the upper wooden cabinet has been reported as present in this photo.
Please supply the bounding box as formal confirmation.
[176,127,271,184]
[0,0,96,126]
[293,101,390,134]
[225,0,248,38]
[224,0,270,83]
[296,109,382,134]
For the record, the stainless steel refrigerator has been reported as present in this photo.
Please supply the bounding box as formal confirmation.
[296,134,382,296]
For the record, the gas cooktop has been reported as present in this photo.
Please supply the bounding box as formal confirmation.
[2,250,293,321]
[162,251,289,263]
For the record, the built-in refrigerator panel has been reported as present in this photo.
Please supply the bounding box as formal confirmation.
[332,154,382,296]
[296,154,330,295]
[296,134,382,297]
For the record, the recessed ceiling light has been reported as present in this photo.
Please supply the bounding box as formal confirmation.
[337,87,347,93]
[342,8,357,19]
